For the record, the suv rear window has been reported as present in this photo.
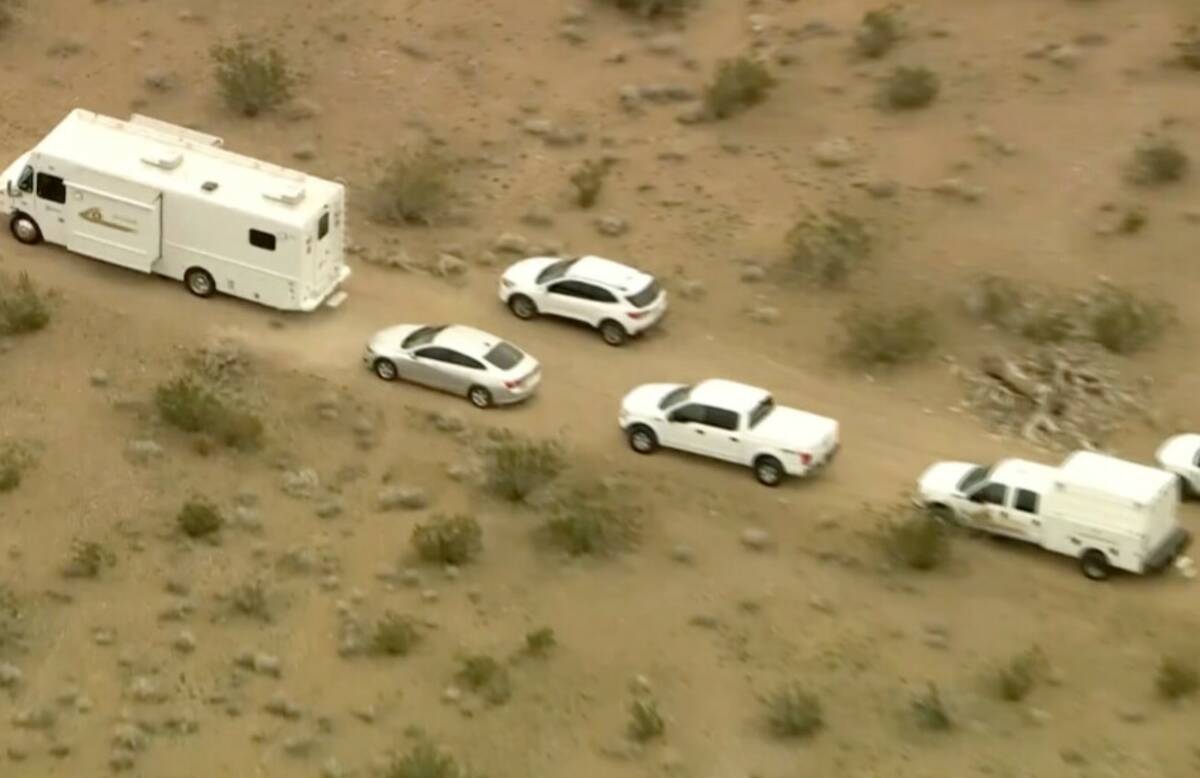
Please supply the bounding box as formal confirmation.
[626,279,661,308]
[484,342,524,370]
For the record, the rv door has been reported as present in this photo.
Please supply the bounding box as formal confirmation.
[65,183,162,273]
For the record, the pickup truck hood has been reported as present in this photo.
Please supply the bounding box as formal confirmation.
[917,461,980,500]
[752,407,838,450]
[620,383,683,418]
[1156,433,1200,470]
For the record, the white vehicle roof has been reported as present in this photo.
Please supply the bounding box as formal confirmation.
[568,255,653,292]
[990,459,1058,492]
[690,379,770,412]
[32,109,340,228]
[433,325,511,358]
[1056,451,1175,503]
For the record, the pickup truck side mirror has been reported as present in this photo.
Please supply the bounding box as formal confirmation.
[5,180,14,198]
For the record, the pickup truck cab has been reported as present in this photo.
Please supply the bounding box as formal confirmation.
[618,378,839,486]
[1154,433,1200,498]
[916,451,1192,580]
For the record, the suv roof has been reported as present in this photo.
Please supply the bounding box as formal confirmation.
[690,379,770,412]
[568,255,651,292]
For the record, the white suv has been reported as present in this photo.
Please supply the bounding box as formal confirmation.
[498,255,667,346]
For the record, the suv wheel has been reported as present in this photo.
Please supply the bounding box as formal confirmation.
[599,320,627,347]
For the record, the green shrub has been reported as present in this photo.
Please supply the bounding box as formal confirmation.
[456,655,512,705]
[1156,655,1199,700]
[880,66,939,110]
[231,579,271,621]
[628,697,666,741]
[880,504,949,571]
[61,540,111,579]
[835,303,937,368]
[0,272,50,336]
[1128,138,1188,185]
[372,612,421,657]
[524,627,557,656]
[783,211,872,288]
[542,478,640,556]
[598,0,692,18]
[482,435,566,502]
[0,442,33,494]
[764,683,823,739]
[370,148,452,226]
[411,514,483,565]
[570,159,613,209]
[210,38,294,117]
[0,585,23,653]
[384,740,464,778]
[703,57,776,120]
[855,8,900,58]
[155,376,263,451]
[177,498,223,538]
[912,683,952,730]
[1082,283,1169,354]
[995,647,1046,702]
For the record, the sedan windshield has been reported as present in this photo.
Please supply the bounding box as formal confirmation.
[402,324,447,350]
[658,385,692,410]
[536,258,577,284]
[748,397,775,429]
[483,342,524,370]
[957,465,992,494]
[626,279,661,308]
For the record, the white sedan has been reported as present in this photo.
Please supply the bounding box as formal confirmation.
[498,254,667,346]
[618,378,840,486]
[1155,433,1200,497]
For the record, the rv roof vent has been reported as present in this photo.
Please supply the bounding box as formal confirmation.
[140,149,183,170]
[263,183,306,206]
[201,181,219,193]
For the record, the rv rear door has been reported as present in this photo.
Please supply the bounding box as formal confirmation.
[65,182,161,273]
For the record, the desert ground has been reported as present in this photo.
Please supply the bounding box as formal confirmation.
[2,0,1200,776]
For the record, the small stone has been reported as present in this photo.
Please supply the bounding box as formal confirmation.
[286,98,322,120]
[493,232,530,254]
[740,528,772,550]
[595,215,629,237]
[810,137,858,167]
[128,676,164,703]
[746,305,780,324]
[434,253,468,277]
[12,706,56,729]
[1047,44,1081,68]
[283,735,314,757]
[253,653,282,678]
[1026,707,1052,725]
[677,279,706,300]
[264,695,302,719]
[1118,708,1146,724]
[0,662,23,688]
[932,178,983,203]
[89,369,110,387]
[321,757,348,778]
[646,34,681,56]
[520,208,555,228]
[125,439,164,465]
[109,749,136,771]
[631,675,652,694]
[442,686,463,704]
[377,485,429,511]
[281,468,321,499]
[315,498,344,520]
[669,545,695,564]
[808,595,834,613]
[864,178,899,198]
[293,144,317,161]
[174,631,197,654]
[739,264,767,283]
[421,589,439,603]
[112,723,147,752]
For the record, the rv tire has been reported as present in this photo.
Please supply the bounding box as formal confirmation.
[1080,549,1110,581]
[184,268,216,298]
[10,213,42,245]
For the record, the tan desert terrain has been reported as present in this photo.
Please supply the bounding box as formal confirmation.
[2,0,1200,776]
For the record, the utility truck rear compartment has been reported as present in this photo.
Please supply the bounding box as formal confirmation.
[1,109,351,312]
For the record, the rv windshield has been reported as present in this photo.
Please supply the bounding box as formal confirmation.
[958,465,992,494]
[402,325,447,350]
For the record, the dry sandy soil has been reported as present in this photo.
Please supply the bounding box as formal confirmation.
[2,0,1200,776]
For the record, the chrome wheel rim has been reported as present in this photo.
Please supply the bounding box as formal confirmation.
[632,431,653,452]
[602,325,623,345]
[375,361,397,380]
[189,274,212,295]
[512,298,534,318]
[14,219,37,242]
[758,463,781,484]
[470,389,490,407]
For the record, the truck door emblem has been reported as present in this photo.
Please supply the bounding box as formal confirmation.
[79,207,135,233]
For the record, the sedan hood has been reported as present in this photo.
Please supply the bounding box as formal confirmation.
[917,461,981,500]
[1156,433,1200,469]
[620,383,686,418]
[368,324,424,355]
[501,256,560,286]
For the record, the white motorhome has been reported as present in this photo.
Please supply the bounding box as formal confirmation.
[917,450,1192,580]
[0,109,350,311]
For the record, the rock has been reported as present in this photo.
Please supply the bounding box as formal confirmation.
[430,411,466,433]
[285,99,322,121]
[808,595,835,613]
[173,631,197,654]
[421,589,439,603]
[521,119,554,137]
[434,253,468,277]
[675,104,709,125]
[315,498,344,520]
[545,125,587,147]
[739,264,767,283]
[125,439,164,465]
[128,676,166,703]
[631,674,652,694]
[265,696,302,719]
[559,23,588,44]
[89,369,110,387]
[292,144,317,161]
[618,85,641,111]
[931,178,983,203]
[740,528,772,550]
[746,305,780,325]
[1047,44,1082,68]
[646,34,682,56]
[112,724,147,752]
[12,706,56,729]
[253,653,283,678]
[811,137,859,167]
[109,749,137,771]
[1025,707,1052,726]
[493,232,530,254]
[442,686,463,704]
[376,485,429,512]
[1118,708,1146,724]
[520,208,555,228]
[0,663,23,688]
[677,279,706,300]
[283,735,315,757]
[669,545,695,564]
[594,216,629,237]
[864,178,899,198]
[321,757,349,778]
[281,468,321,499]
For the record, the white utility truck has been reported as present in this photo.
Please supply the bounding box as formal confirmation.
[916,451,1192,580]
[0,109,350,311]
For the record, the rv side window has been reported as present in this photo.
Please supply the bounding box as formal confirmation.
[318,212,330,240]
[17,166,34,193]
[249,229,277,251]
[976,482,1008,505]
[35,173,66,204]
[1013,489,1039,514]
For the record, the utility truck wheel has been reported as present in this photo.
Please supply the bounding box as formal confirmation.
[468,385,493,409]
[754,455,785,487]
[627,425,658,454]
[508,295,537,320]
[599,319,627,347]
[10,213,42,245]
[1080,549,1110,581]
[184,268,216,298]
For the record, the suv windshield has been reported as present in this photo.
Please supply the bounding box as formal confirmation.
[483,342,524,370]
[536,258,578,284]
[402,324,447,350]
[748,397,775,429]
[626,279,661,309]
[958,465,992,494]
[658,385,692,410]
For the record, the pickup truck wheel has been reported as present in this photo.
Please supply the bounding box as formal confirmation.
[508,294,538,320]
[599,320,627,347]
[184,267,216,298]
[754,455,784,487]
[373,358,398,381]
[627,425,658,454]
[1080,549,1110,581]
[10,213,42,245]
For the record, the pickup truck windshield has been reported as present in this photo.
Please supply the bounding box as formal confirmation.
[958,465,992,493]
[536,258,578,284]
[748,397,775,429]
[659,385,692,410]
[402,325,447,350]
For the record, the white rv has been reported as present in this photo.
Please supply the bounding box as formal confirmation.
[917,450,1192,580]
[0,109,350,311]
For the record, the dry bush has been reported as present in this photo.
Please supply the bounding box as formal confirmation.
[372,612,421,657]
[764,683,823,739]
[384,740,466,778]
[912,683,952,730]
[834,303,937,368]
[1176,26,1200,69]
[230,579,272,622]
[703,57,776,120]
[878,503,950,571]
[597,0,693,18]
[855,7,901,58]
[155,376,264,451]
[369,148,452,226]
[0,272,51,336]
[1156,655,1199,700]
[411,514,482,565]
[1127,138,1189,185]
[524,627,556,656]
[542,478,641,556]
[570,159,613,209]
[783,210,872,287]
[210,38,294,117]
[0,441,34,494]
[0,0,17,33]
[0,585,23,655]
[880,66,939,110]
[176,498,223,538]
[61,540,112,579]
[628,697,666,741]
[456,655,513,705]
[481,434,567,503]
[995,646,1047,702]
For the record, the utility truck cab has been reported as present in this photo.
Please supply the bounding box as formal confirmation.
[917,451,1191,580]
[2,109,350,312]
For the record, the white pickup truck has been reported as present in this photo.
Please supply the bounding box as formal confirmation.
[916,450,1192,580]
[618,378,840,486]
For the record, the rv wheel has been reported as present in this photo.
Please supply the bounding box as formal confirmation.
[10,213,42,245]
[1080,549,1110,581]
[184,268,216,298]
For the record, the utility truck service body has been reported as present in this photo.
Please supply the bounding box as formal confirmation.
[1,110,350,311]
[917,451,1191,580]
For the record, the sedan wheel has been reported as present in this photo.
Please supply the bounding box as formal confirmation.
[628,425,658,454]
[373,359,398,381]
[468,386,493,409]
